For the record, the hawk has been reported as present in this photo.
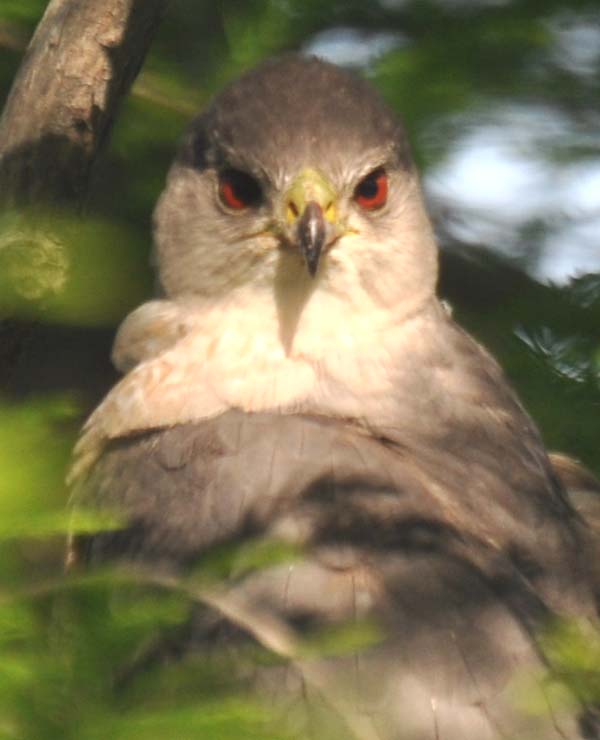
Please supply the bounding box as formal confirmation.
[69,55,600,739]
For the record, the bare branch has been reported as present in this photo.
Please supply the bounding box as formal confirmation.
[0,0,168,207]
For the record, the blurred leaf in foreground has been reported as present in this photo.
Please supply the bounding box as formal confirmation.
[0,209,151,327]
[0,395,76,540]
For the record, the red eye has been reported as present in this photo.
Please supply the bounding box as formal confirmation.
[354,168,388,210]
[218,169,262,210]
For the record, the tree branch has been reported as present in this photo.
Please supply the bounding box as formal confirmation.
[0,0,168,207]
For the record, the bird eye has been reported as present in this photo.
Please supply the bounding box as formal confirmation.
[353,167,388,211]
[218,168,262,210]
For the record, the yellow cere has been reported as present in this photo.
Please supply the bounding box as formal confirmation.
[284,168,338,225]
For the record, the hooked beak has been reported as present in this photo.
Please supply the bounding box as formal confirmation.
[283,168,341,277]
[297,201,325,277]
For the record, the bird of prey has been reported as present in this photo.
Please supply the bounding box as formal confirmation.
[68,55,600,739]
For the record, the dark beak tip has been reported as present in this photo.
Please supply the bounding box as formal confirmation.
[305,253,319,278]
[297,200,326,278]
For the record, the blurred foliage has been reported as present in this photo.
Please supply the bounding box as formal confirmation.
[0,209,150,326]
[1,0,600,737]
[0,567,292,739]
[0,396,76,540]
[191,537,303,585]
[506,617,600,730]
[541,618,600,707]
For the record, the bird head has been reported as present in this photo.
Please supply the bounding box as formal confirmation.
[153,55,439,334]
